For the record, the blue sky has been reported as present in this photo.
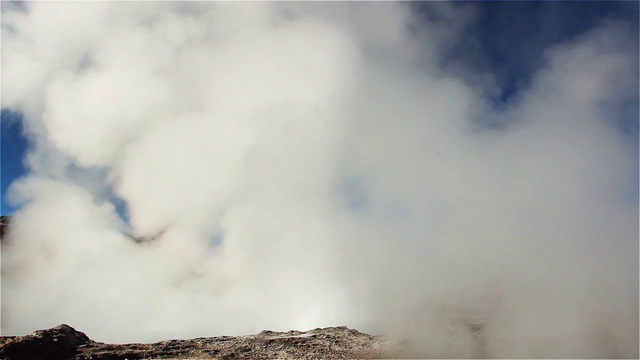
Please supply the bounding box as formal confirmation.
[1,1,638,216]
[1,110,29,215]
[433,1,639,103]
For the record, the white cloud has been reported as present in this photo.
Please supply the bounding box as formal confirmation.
[2,2,637,357]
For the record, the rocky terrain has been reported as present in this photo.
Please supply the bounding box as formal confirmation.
[0,324,400,360]
[0,215,10,241]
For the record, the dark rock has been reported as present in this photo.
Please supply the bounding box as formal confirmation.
[0,324,92,360]
[0,215,11,241]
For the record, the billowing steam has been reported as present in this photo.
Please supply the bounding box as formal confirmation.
[2,2,637,358]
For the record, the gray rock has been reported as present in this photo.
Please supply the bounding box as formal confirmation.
[1,325,396,360]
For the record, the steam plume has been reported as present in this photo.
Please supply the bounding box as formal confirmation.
[2,3,637,357]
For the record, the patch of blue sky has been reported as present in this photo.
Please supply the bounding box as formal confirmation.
[1,109,30,215]
[45,157,131,228]
[457,2,635,94]
[1,108,133,227]
[339,176,414,223]
[340,177,370,214]
[208,230,224,248]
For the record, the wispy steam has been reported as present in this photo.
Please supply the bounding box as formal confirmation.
[2,3,637,357]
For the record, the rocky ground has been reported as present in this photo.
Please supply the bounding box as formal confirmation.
[0,215,10,241]
[0,324,401,360]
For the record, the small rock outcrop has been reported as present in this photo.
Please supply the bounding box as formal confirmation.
[0,324,92,359]
[0,324,397,359]
[0,215,11,241]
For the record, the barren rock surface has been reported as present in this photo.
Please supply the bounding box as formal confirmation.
[0,324,399,359]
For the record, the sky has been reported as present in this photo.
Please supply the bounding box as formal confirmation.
[1,110,28,215]
[1,2,638,358]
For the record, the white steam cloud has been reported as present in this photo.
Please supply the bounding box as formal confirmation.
[2,2,638,358]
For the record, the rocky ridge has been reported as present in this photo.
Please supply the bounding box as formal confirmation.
[0,324,398,359]
[0,215,10,240]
